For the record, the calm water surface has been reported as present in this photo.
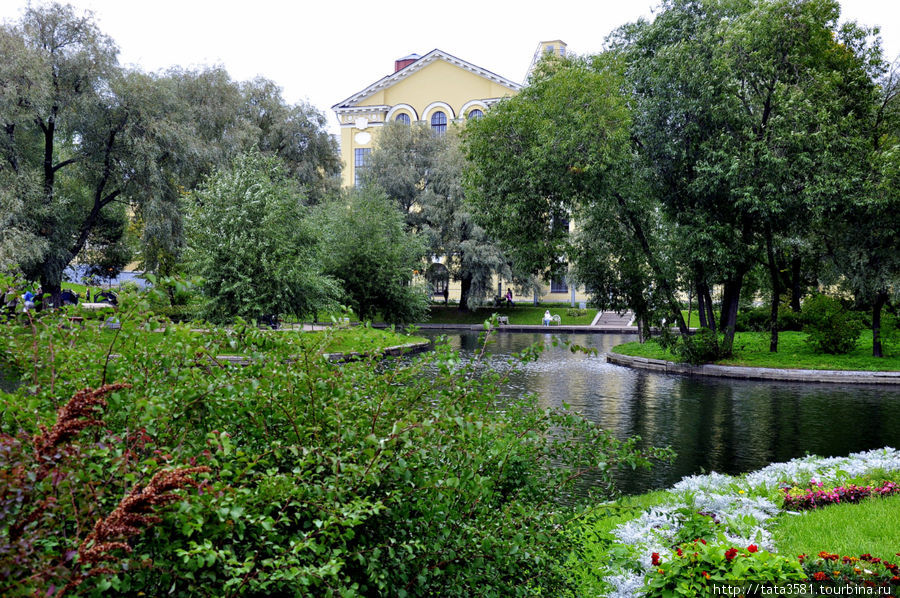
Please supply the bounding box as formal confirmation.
[422,330,900,494]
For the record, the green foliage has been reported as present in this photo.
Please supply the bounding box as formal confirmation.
[367,124,511,309]
[186,150,340,323]
[676,328,723,365]
[314,188,429,324]
[643,540,805,597]
[736,306,805,333]
[802,295,864,354]
[0,302,674,596]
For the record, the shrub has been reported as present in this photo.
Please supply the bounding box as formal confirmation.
[0,302,674,596]
[735,306,804,332]
[644,540,805,596]
[566,307,588,317]
[676,328,722,365]
[802,295,864,354]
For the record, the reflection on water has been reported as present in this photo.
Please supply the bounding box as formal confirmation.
[423,330,900,494]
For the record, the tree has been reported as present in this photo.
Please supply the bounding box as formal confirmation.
[615,0,880,354]
[0,3,123,301]
[135,68,341,278]
[314,188,429,324]
[464,54,690,335]
[0,5,341,298]
[818,61,900,356]
[185,150,339,323]
[366,123,511,310]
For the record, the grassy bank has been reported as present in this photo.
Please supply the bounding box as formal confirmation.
[612,330,900,371]
[426,304,598,326]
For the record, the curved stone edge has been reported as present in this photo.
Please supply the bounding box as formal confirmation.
[605,351,900,385]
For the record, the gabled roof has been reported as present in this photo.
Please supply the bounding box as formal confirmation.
[332,49,523,111]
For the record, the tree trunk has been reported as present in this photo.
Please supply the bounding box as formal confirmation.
[611,192,689,336]
[790,253,802,312]
[458,275,472,312]
[873,291,888,358]
[698,281,717,333]
[765,227,780,353]
[719,276,743,356]
[697,283,708,328]
[687,286,693,330]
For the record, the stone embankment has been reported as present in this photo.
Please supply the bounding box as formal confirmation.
[605,352,900,385]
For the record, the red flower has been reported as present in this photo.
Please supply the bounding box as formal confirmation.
[651,552,660,566]
[747,545,759,553]
[799,554,808,562]
[676,548,683,557]
[725,548,738,561]
[813,572,828,581]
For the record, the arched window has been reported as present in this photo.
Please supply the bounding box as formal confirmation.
[395,113,410,125]
[466,109,484,120]
[430,111,447,136]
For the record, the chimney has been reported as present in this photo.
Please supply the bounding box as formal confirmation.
[394,53,421,72]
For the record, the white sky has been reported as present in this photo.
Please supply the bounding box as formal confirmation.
[2,1,899,138]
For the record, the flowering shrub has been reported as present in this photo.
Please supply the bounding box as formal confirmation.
[782,480,900,511]
[800,552,900,592]
[643,540,804,597]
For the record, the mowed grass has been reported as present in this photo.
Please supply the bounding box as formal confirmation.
[772,494,900,562]
[612,331,900,371]
[426,305,598,326]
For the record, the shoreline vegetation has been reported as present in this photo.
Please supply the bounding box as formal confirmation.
[612,331,900,372]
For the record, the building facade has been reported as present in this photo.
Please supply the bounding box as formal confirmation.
[333,43,590,306]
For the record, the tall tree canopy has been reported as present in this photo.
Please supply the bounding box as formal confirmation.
[464,54,690,334]
[0,3,340,298]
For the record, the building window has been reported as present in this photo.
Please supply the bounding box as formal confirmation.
[467,109,483,120]
[431,111,447,136]
[395,113,410,124]
[550,277,568,293]
[354,148,371,187]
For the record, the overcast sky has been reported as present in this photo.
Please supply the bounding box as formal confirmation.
[2,1,899,137]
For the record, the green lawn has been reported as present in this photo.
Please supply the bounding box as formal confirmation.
[772,494,900,562]
[426,304,598,326]
[612,330,900,371]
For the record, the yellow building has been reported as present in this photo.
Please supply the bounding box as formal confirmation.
[332,49,523,188]
[333,43,590,306]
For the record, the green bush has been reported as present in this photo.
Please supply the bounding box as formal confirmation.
[802,295,864,354]
[566,308,588,317]
[0,302,673,597]
[735,306,804,332]
[676,328,722,365]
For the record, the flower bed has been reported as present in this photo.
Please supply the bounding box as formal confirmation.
[590,448,900,598]
[782,480,900,511]
[800,551,900,592]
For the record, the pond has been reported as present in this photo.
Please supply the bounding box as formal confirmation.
[422,330,900,495]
